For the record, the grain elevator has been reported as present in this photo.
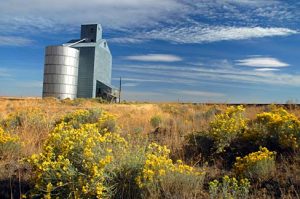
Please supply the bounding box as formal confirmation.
[42,24,116,101]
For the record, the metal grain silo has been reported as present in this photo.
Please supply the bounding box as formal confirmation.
[42,46,79,99]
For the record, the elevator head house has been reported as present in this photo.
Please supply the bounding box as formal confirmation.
[42,24,117,102]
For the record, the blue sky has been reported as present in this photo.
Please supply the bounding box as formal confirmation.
[0,0,300,103]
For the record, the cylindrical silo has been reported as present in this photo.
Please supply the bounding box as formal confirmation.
[42,46,79,99]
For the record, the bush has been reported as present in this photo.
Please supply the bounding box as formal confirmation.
[137,143,205,198]
[253,107,300,151]
[58,109,117,132]
[184,106,248,165]
[150,115,162,129]
[185,132,215,163]
[234,147,276,181]
[0,126,21,159]
[1,108,49,132]
[27,112,127,198]
[202,106,222,120]
[209,175,250,199]
[158,170,205,199]
[107,146,146,199]
[209,106,247,153]
[26,108,206,198]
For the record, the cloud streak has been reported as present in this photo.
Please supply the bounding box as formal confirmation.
[0,0,184,32]
[140,26,298,44]
[0,35,34,46]
[170,90,225,97]
[114,62,300,87]
[254,68,280,72]
[124,54,182,62]
[236,57,290,67]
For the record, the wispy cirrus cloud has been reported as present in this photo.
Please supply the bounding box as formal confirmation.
[170,90,225,97]
[0,35,34,46]
[114,62,300,87]
[0,0,298,48]
[254,68,280,72]
[109,37,145,44]
[122,82,139,87]
[0,0,184,32]
[121,90,226,102]
[0,0,298,35]
[236,57,289,67]
[139,26,298,44]
[124,54,182,62]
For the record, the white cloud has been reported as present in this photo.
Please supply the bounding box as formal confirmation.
[114,63,300,87]
[0,0,183,32]
[236,57,289,67]
[0,35,34,46]
[122,91,166,102]
[112,76,196,85]
[124,54,182,62]
[184,0,298,26]
[170,90,225,97]
[0,0,298,47]
[109,37,145,44]
[122,83,139,87]
[254,68,280,72]
[121,90,225,102]
[113,77,168,83]
[140,26,298,44]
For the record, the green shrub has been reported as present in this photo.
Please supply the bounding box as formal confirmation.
[57,109,117,132]
[150,115,162,129]
[1,108,49,132]
[209,106,247,153]
[253,107,300,151]
[203,106,222,120]
[107,147,146,199]
[0,127,21,159]
[58,109,101,127]
[27,120,127,198]
[209,175,250,199]
[137,143,206,199]
[184,131,215,162]
[157,170,205,199]
[234,147,276,181]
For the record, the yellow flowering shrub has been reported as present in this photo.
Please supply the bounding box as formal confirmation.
[209,175,250,199]
[255,107,300,150]
[27,113,127,198]
[58,109,117,132]
[0,126,19,144]
[137,143,205,198]
[209,106,247,152]
[234,147,276,180]
[0,126,21,158]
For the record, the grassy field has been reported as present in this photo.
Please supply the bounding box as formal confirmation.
[0,98,299,198]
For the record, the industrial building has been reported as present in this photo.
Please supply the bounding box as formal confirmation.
[42,24,116,101]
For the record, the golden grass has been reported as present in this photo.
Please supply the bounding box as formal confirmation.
[0,98,300,198]
[1,98,299,159]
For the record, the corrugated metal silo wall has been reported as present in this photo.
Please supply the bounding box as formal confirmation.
[76,47,95,98]
[93,45,112,96]
[43,46,79,99]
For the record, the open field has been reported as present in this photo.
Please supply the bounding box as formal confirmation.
[0,98,299,198]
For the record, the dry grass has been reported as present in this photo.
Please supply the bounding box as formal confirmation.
[0,98,300,198]
[1,98,299,160]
